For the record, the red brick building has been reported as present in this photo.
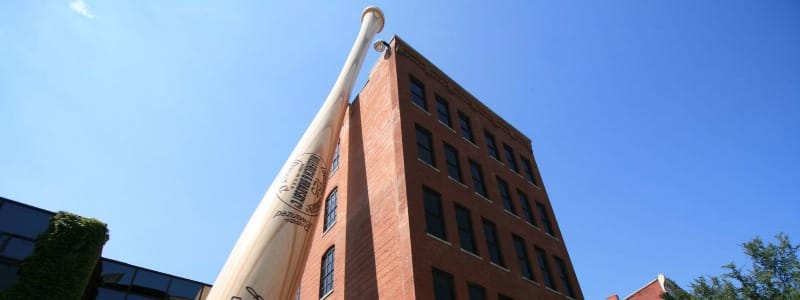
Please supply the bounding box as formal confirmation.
[607,274,682,300]
[296,36,582,300]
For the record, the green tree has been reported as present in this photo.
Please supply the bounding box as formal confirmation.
[664,233,800,300]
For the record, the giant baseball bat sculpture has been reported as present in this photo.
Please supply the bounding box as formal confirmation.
[207,6,385,300]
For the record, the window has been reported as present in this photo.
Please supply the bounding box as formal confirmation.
[521,158,538,185]
[484,131,499,159]
[443,143,462,182]
[503,144,519,173]
[424,187,447,241]
[535,247,554,289]
[512,235,534,281]
[432,268,455,300]
[536,202,555,236]
[458,112,474,143]
[410,76,427,110]
[0,201,52,239]
[469,161,488,198]
[132,269,170,293]
[554,256,576,298]
[416,126,435,166]
[168,279,204,300]
[436,95,452,127]
[498,294,514,300]
[468,283,486,300]
[517,191,536,226]
[482,219,505,267]
[330,141,340,174]
[320,247,335,297]
[497,178,515,214]
[323,188,338,232]
[454,204,478,254]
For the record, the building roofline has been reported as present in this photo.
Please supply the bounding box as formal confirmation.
[624,274,666,300]
[388,35,533,147]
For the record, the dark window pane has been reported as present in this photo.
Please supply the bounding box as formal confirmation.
[324,188,338,232]
[497,178,515,214]
[482,220,504,267]
[517,191,535,226]
[554,257,576,298]
[424,187,447,240]
[436,96,452,127]
[96,287,127,300]
[0,262,20,291]
[331,141,340,173]
[411,76,427,110]
[454,205,477,254]
[469,161,487,198]
[444,143,462,182]
[320,247,335,297]
[468,283,486,300]
[416,126,435,166]
[458,113,474,142]
[0,202,52,239]
[127,294,160,300]
[131,269,169,293]
[101,260,136,287]
[498,294,514,300]
[432,268,455,300]
[536,247,554,289]
[536,202,555,236]
[168,278,203,299]
[521,158,538,185]
[485,131,498,159]
[1,237,35,260]
[513,235,534,280]
[503,144,519,173]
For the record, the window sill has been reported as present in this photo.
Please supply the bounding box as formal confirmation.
[320,290,334,300]
[475,192,492,203]
[462,137,479,149]
[460,248,482,260]
[527,222,541,231]
[522,277,540,286]
[418,158,440,173]
[321,222,337,238]
[544,287,562,296]
[544,232,560,241]
[439,120,456,133]
[490,262,510,272]
[490,156,504,166]
[426,233,451,246]
[504,210,520,219]
[527,181,543,190]
[448,176,468,189]
[412,102,431,115]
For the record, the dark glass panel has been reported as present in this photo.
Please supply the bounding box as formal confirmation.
[432,268,455,300]
[468,283,486,300]
[454,205,477,254]
[168,278,203,299]
[96,287,127,300]
[101,260,135,286]
[1,237,35,260]
[131,268,169,294]
[0,202,52,239]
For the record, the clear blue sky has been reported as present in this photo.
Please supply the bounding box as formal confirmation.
[2,1,798,299]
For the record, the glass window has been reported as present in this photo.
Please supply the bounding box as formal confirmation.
[432,268,455,300]
[554,256,576,298]
[482,219,505,267]
[469,161,488,198]
[484,131,498,159]
[497,178,515,214]
[0,201,52,239]
[324,188,338,232]
[168,278,203,300]
[0,263,20,291]
[517,191,535,226]
[131,269,169,293]
[96,287,127,300]
[498,294,514,300]
[536,202,555,236]
[513,235,534,281]
[101,260,135,287]
[416,126,435,166]
[410,76,427,110]
[443,143,462,182]
[0,237,35,260]
[330,141,340,174]
[454,204,477,254]
[319,247,335,297]
[535,247,555,289]
[521,158,538,185]
[503,144,519,173]
[436,95,452,127]
[468,283,486,300]
[458,112,474,143]
[424,187,447,241]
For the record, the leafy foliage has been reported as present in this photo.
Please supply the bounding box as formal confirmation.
[0,211,109,300]
[664,233,800,300]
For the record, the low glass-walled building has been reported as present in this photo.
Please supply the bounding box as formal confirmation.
[0,197,211,300]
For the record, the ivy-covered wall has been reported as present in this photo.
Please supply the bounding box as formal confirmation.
[0,211,109,300]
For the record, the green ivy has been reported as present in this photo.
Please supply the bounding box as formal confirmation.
[0,211,109,300]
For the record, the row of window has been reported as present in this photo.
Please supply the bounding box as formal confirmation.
[417,132,557,237]
[423,187,575,298]
[410,76,539,186]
